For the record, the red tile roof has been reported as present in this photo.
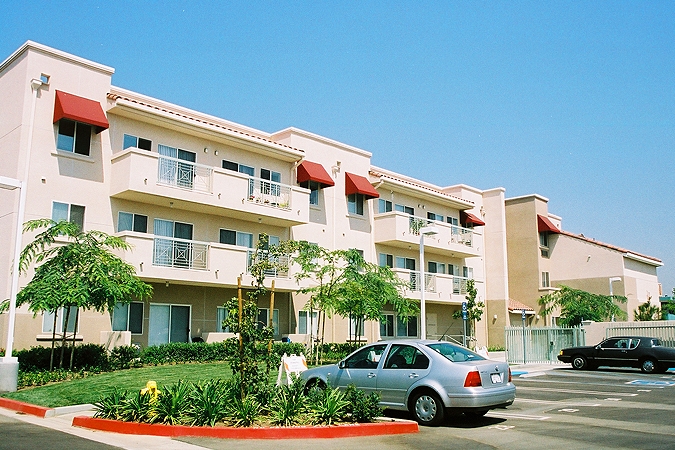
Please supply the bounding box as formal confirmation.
[560,230,662,264]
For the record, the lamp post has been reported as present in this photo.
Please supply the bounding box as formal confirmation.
[419,225,438,340]
[0,176,24,392]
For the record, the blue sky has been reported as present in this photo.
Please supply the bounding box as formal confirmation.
[2,1,674,295]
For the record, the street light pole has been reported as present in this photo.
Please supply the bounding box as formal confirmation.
[418,225,438,340]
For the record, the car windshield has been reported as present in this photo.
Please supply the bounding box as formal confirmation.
[425,342,486,362]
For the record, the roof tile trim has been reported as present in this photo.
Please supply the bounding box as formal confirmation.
[369,170,473,205]
[560,230,661,264]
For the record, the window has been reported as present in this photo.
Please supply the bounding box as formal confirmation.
[541,271,550,288]
[112,302,144,334]
[148,304,190,345]
[380,314,394,337]
[539,232,550,258]
[396,316,418,337]
[158,145,196,189]
[123,134,152,151]
[448,264,456,276]
[219,229,253,248]
[379,253,393,268]
[347,193,364,215]
[350,316,365,338]
[57,119,91,155]
[378,199,392,213]
[52,202,85,231]
[396,257,416,271]
[343,344,386,369]
[118,212,148,233]
[427,212,444,222]
[223,160,255,176]
[308,181,320,206]
[153,219,194,268]
[385,344,428,369]
[260,168,281,196]
[43,306,78,334]
[447,217,458,226]
[463,266,474,279]
[395,204,414,215]
[257,308,279,337]
[428,261,445,274]
[298,310,319,335]
[216,307,229,332]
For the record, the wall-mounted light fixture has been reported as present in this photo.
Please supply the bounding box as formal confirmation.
[165,281,170,288]
[203,147,208,153]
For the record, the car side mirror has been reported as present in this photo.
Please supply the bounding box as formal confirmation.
[595,345,601,350]
[338,360,346,369]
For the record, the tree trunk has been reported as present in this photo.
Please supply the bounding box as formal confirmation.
[58,306,71,369]
[49,311,57,371]
[69,308,80,370]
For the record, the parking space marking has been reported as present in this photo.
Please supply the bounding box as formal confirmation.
[487,425,515,430]
[487,411,550,421]
[517,386,639,397]
[517,398,601,407]
[558,408,579,412]
[626,380,675,387]
[604,398,622,401]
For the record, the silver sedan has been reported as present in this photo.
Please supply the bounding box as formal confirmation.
[301,339,515,426]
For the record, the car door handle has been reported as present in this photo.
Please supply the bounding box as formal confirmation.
[367,372,376,378]
[409,373,419,379]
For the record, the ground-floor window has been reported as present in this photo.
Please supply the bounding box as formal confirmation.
[380,313,418,338]
[216,306,230,332]
[257,308,279,338]
[298,310,318,335]
[148,304,191,346]
[112,302,144,334]
[42,306,78,334]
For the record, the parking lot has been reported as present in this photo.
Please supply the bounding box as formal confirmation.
[2,366,675,450]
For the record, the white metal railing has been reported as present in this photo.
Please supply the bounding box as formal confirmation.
[407,271,437,292]
[407,215,474,247]
[453,276,469,295]
[247,250,290,278]
[157,156,213,193]
[246,176,292,210]
[153,237,209,270]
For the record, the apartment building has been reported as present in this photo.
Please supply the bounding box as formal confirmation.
[504,194,662,331]
[0,42,510,351]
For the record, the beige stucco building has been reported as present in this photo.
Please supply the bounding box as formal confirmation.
[504,194,662,336]
[0,42,516,352]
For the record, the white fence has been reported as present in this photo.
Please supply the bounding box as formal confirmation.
[505,326,586,364]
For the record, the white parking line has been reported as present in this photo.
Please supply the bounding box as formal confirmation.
[517,398,601,407]
[517,386,639,397]
[487,411,550,421]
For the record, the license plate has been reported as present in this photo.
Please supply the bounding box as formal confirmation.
[490,373,503,384]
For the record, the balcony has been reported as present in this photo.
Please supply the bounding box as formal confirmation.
[393,268,473,304]
[110,149,310,227]
[373,212,482,258]
[116,232,300,291]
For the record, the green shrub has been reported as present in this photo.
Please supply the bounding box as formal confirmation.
[187,379,231,427]
[94,388,128,420]
[308,385,348,425]
[152,380,191,425]
[140,342,230,365]
[109,345,141,370]
[119,390,153,423]
[344,384,382,423]
[269,376,307,426]
[228,395,262,427]
[16,344,109,372]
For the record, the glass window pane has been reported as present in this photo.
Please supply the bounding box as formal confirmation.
[123,134,137,150]
[43,310,56,333]
[309,188,319,205]
[118,212,133,232]
[74,123,91,156]
[237,232,253,248]
[57,119,75,152]
[133,215,148,233]
[222,160,238,171]
[112,303,129,331]
[63,306,78,333]
[52,202,69,222]
[298,311,307,334]
[154,219,174,237]
[239,165,254,176]
[220,229,236,245]
[129,302,144,334]
[69,205,85,231]
[138,138,152,151]
[217,307,228,332]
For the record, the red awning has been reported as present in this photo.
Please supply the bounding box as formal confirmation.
[537,214,560,233]
[461,211,485,226]
[297,160,335,188]
[53,90,109,133]
[508,298,535,313]
[345,172,379,199]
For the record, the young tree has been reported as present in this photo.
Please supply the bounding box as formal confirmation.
[539,285,626,326]
[451,279,484,343]
[634,300,660,321]
[17,219,153,370]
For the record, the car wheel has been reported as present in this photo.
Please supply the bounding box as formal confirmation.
[572,355,588,370]
[411,391,445,426]
[641,359,658,374]
[303,378,326,395]
[464,409,489,419]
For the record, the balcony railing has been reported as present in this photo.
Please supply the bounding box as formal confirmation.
[453,276,469,295]
[247,251,290,278]
[157,156,213,193]
[409,272,437,292]
[408,215,474,247]
[153,237,209,270]
[246,177,292,210]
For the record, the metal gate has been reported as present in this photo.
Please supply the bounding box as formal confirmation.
[505,326,585,364]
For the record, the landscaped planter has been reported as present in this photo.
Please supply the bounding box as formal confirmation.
[72,416,419,439]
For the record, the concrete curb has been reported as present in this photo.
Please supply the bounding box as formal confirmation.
[72,416,419,439]
[0,398,52,417]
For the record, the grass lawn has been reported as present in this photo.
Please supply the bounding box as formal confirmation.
[2,362,237,408]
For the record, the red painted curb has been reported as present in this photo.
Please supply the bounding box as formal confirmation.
[0,398,52,418]
[72,416,419,439]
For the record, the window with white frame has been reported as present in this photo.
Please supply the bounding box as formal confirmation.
[428,261,445,274]
[395,204,415,215]
[347,193,364,215]
[379,253,393,268]
[378,199,392,213]
[380,314,395,337]
[380,313,418,338]
[542,271,550,288]
[43,306,78,334]
[123,134,152,151]
[463,266,474,279]
[298,310,319,335]
[112,302,144,334]
[395,257,416,271]
[427,212,444,222]
[118,212,148,233]
[539,232,550,258]
[216,307,229,332]
[56,119,91,155]
[447,216,458,226]
[349,316,365,338]
[308,180,320,206]
[257,308,279,337]
[52,202,85,231]
[219,229,254,248]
